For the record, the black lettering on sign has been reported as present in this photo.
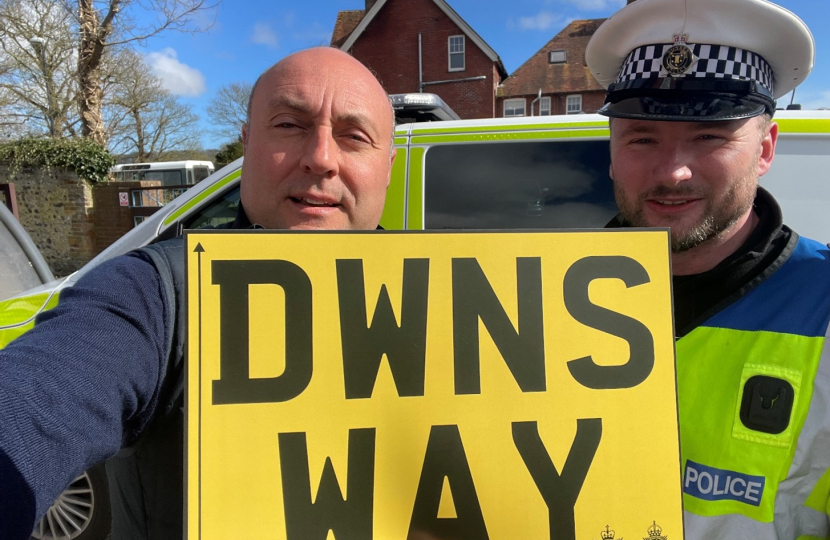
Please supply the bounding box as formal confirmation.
[279,428,376,540]
[337,259,430,399]
[452,258,545,395]
[512,420,602,540]
[563,256,655,389]
[211,260,312,404]
[409,425,489,540]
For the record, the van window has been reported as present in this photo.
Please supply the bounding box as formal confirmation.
[0,219,42,300]
[143,170,183,186]
[184,186,240,230]
[194,166,211,183]
[423,140,617,229]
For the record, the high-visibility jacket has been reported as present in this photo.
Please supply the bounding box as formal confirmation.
[677,234,830,539]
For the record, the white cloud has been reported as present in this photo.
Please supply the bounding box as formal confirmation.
[144,48,206,97]
[518,11,560,30]
[252,22,279,48]
[559,0,625,11]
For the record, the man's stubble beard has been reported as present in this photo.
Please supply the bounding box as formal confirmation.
[613,158,760,254]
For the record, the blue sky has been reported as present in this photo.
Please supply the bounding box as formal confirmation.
[133,0,830,149]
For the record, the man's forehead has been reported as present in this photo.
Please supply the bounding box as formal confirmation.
[258,66,380,106]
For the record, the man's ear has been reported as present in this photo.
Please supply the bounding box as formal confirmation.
[387,148,397,188]
[241,123,249,152]
[757,121,779,177]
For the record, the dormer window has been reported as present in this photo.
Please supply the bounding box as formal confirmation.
[549,50,567,64]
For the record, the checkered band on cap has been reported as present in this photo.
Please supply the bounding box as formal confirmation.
[616,43,775,95]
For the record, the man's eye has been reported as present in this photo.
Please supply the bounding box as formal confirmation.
[344,133,370,144]
[631,138,654,144]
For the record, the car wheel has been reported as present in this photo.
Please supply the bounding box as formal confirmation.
[31,463,111,540]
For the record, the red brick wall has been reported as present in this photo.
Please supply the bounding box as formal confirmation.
[92,181,163,255]
[347,0,499,119]
[496,90,605,118]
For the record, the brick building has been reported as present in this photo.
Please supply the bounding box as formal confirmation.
[497,19,607,118]
[331,0,508,119]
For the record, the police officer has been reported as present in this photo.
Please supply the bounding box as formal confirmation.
[586,0,830,537]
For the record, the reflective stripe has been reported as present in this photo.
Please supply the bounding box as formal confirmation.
[410,120,609,135]
[685,508,829,539]
[806,468,830,514]
[410,128,609,145]
[379,147,407,230]
[406,147,426,230]
[775,119,830,134]
[162,169,242,226]
[0,291,62,347]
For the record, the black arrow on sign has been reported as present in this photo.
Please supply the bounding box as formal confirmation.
[193,242,205,540]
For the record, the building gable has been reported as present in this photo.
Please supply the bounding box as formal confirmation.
[337,0,506,77]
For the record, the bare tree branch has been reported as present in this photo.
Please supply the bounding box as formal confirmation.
[205,81,250,142]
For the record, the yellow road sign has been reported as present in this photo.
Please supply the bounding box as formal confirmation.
[186,230,682,540]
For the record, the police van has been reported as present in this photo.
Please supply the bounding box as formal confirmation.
[1,109,829,540]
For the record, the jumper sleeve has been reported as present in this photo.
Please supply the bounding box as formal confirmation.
[0,250,170,539]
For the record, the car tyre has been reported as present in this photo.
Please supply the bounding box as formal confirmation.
[30,463,111,540]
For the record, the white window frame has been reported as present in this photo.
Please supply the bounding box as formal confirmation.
[539,96,551,116]
[448,35,465,72]
[504,98,526,117]
[549,50,567,64]
[566,94,583,114]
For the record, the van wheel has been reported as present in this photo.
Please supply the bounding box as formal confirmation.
[30,463,111,540]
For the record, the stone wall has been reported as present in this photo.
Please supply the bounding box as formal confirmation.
[6,166,95,277]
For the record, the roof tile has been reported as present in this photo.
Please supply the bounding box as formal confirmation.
[500,18,607,96]
[331,10,366,47]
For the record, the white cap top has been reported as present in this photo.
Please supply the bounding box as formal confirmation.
[586,0,814,100]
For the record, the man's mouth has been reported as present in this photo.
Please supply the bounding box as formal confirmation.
[654,199,693,206]
[290,196,338,207]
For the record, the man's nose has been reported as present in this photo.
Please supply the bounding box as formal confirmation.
[301,127,338,176]
[656,145,693,184]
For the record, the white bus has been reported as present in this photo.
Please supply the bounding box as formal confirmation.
[110,160,215,186]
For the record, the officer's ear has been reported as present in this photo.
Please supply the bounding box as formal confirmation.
[757,118,778,177]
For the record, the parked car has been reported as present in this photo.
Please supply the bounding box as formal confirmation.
[1,110,829,540]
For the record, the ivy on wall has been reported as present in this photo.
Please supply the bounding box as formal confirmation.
[0,138,114,184]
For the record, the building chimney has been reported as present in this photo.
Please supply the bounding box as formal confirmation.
[366,0,378,11]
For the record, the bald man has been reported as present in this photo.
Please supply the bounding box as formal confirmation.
[0,48,397,540]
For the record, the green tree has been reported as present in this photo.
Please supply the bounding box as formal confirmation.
[214,137,242,167]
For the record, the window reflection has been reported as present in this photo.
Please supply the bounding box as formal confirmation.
[424,140,617,229]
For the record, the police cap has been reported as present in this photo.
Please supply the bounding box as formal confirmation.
[585,0,814,121]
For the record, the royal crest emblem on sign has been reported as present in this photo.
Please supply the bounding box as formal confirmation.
[597,525,621,540]
[662,34,694,75]
[643,520,668,540]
